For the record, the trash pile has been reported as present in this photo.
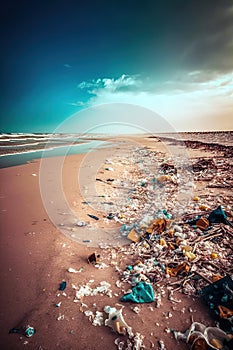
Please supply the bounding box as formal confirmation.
[174,322,233,350]
[94,146,193,228]
[91,144,232,348]
[9,141,233,349]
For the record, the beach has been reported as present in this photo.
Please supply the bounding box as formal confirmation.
[0,134,232,350]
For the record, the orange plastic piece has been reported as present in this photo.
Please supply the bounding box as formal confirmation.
[196,217,209,230]
[166,262,191,277]
[218,305,233,319]
[146,218,167,235]
[199,205,208,211]
[127,229,140,243]
[159,238,167,247]
[157,175,171,183]
[212,274,223,282]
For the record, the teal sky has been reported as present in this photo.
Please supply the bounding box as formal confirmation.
[1,0,233,133]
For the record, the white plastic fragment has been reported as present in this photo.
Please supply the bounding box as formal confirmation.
[158,340,167,350]
[74,281,112,300]
[132,306,140,314]
[84,310,94,318]
[133,332,145,350]
[67,267,79,273]
[104,305,133,337]
[57,313,65,321]
[92,311,104,326]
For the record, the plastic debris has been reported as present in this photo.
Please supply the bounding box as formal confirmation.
[59,281,67,291]
[207,206,232,226]
[91,311,104,326]
[74,281,112,300]
[9,325,35,338]
[67,267,79,273]
[127,229,140,243]
[87,214,99,220]
[174,322,233,350]
[158,340,167,350]
[196,217,209,230]
[202,275,233,332]
[104,305,133,336]
[121,281,155,303]
[87,252,100,264]
[76,221,87,227]
[166,262,191,277]
[146,218,167,235]
[188,206,232,229]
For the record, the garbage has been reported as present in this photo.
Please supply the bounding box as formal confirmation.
[121,281,155,303]
[104,305,133,336]
[59,281,67,291]
[160,163,176,174]
[87,252,100,264]
[196,217,209,230]
[133,332,145,349]
[188,206,232,229]
[157,175,171,183]
[127,229,140,243]
[174,322,233,350]
[74,280,112,300]
[9,325,35,337]
[67,267,79,273]
[76,221,87,227]
[166,262,191,277]
[87,214,99,220]
[202,275,233,332]
[114,333,145,349]
[192,158,217,172]
[91,311,104,326]
[105,167,114,171]
[158,339,167,350]
[146,218,167,235]
[107,213,114,220]
[207,206,232,227]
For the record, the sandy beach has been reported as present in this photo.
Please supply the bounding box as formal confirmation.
[0,135,232,350]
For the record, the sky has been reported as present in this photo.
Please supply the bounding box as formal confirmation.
[1,0,233,133]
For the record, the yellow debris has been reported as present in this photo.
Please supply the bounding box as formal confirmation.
[184,251,196,261]
[159,238,167,247]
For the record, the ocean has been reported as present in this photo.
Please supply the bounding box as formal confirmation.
[0,133,109,168]
[0,131,232,168]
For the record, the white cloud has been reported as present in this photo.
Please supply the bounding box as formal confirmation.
[78,74,142,93]
[76,71,233,131]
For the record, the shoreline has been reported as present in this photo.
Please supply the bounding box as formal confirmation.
[0,135,232,349]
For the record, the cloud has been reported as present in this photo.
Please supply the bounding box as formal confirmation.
[64,64,72,68]
[76,71,233,131]
[67,101,85,107]
[78,74,142,94]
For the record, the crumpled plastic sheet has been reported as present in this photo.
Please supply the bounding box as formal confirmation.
[121,281,155,304]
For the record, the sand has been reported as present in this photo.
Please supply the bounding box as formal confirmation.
[0,135,232,350]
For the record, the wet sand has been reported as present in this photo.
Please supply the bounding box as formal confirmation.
[0,135,232,350]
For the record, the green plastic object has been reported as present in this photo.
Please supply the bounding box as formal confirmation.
[24,326,35,337]
[121,281,155,303]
